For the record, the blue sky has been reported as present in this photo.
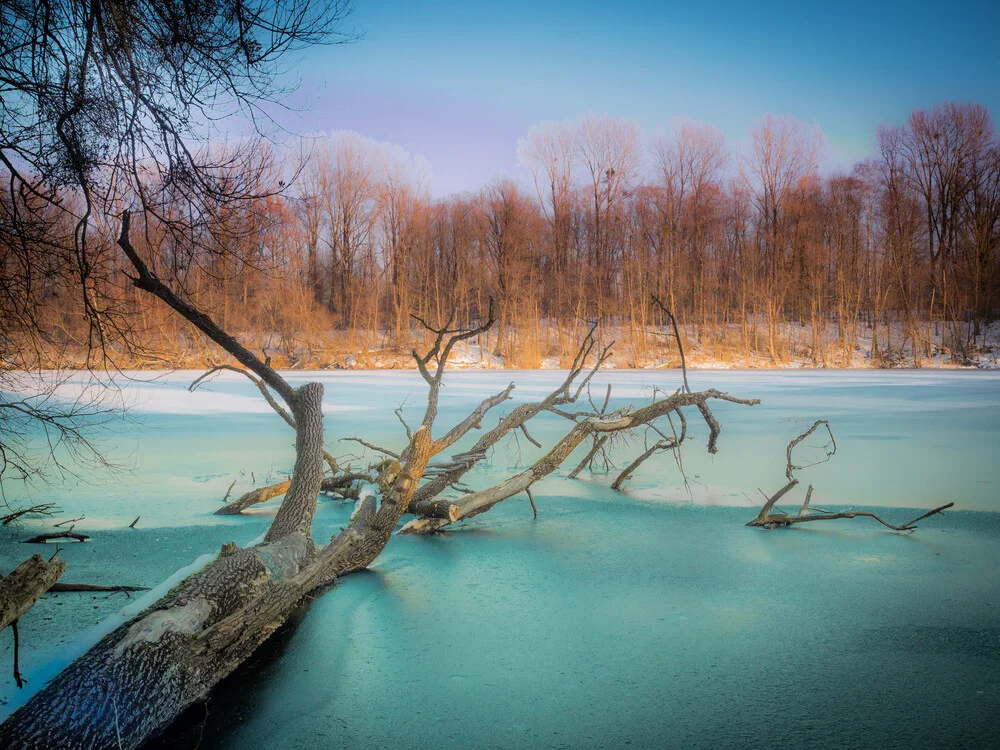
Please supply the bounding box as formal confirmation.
[278,0,1000,196]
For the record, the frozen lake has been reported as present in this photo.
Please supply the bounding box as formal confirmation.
[2,369,999,746]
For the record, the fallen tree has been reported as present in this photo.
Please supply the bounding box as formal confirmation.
[0,218,502,748]
[399,387,757,534]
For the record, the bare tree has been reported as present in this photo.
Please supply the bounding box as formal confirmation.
[742,114,825,361]
[518,119,577,318]
[576,114,644,313]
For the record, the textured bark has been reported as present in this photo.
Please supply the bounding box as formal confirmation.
[407,498,461,521]
[1,554,66,632]
[0,383,327,749]
[216,474,372,517]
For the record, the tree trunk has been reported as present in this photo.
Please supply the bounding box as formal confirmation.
[0,384,325,749]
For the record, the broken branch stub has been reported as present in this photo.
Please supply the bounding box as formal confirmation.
[1,554,67,633]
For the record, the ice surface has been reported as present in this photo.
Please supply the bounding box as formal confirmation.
[4,369,998,530]
[2,370,998,745]
[151,500,1000,749]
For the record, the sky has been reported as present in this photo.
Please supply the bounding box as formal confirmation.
[274,0,1000,197]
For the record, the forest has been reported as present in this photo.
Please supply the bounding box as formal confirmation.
[5,105,999,372]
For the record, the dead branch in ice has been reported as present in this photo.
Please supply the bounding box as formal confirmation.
[568,383,618,478]
[48,583,149,594]
[784,419,836,480]
[1,554,66,690]
[401,388,759,534]
[651,295,691,393]
[611,416,688,490]
[21,530,89,543]
[747,421,952,530]
[214,479,291,515]
[54,514,85,528]
[406,322,612,519]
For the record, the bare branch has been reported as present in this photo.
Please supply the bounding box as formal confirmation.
[340,437,400,459]
[786,419,837,480]
[190,363,340,473]
[395,406,413,441]
[2,505,58,526]
[411,299,497,428]
[119,211,296,405]
[651,294,690,393]
[191,365,294,430]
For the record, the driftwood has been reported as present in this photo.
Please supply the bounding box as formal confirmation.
[21,530,89,544]
[48,583,149,594]
[747,422,952,530]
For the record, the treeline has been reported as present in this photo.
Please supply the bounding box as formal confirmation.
[4,103,999,369]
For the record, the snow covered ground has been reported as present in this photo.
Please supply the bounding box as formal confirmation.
[2,369,998,745]
[266,319,1000,371]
